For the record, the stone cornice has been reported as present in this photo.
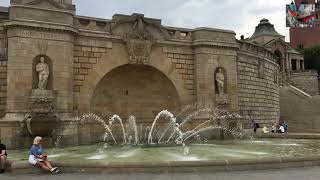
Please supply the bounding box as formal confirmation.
[78,29,112,38]
[3,18,78,34]
[10,4,75,15]
[238,40,274,58]
[192,40,239,49]
[237,50,279,67]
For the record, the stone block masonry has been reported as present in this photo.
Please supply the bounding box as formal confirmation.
[73,45,108,110]
[166,52,195,97]
[0,28,7,117]
[237,49,280,127]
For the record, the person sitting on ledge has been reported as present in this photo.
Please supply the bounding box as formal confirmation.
[271,123,277,133]
[0,140,7,174]
[262,126,269,133]
[279,124,285,134]
[28,136,59,174]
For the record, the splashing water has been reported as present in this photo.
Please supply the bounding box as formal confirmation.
[77,108,246,147]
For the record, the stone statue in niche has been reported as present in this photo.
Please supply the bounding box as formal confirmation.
[215,68,225,95]
[36,56,50,90]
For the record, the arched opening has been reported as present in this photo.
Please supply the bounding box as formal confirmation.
[274,50,283,72]
[91,64,181,123]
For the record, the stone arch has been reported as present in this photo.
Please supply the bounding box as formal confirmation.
[90,64,181,122]
[77,53,192,113]
[32,55,53,90]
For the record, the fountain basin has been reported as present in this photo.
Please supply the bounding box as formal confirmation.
[6,138,320,174]
[9,155,320,174]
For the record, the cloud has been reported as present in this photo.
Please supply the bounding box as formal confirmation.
[0,0,292,40]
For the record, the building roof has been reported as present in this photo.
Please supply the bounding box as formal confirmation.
[250,18,284,39]
[287,48,302,55]
[0,6,8,13]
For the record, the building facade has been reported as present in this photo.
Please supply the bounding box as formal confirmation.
[247,18,319,96]
[0,0,281,148]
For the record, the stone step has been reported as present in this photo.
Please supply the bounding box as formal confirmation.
[11,162,50,175]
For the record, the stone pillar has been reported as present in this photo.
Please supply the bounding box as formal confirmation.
[296,59,301,70]
[287,53,292,72]
[193,28,239,118]
[0,0,77,148]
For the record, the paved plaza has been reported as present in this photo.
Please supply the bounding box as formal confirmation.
[1,167,320,180]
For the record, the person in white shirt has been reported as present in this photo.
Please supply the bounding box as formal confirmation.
[279,125,285,133]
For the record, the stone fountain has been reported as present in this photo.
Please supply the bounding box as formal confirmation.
[26,56,58,137]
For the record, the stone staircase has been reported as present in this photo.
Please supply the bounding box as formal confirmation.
[280,85,320,133]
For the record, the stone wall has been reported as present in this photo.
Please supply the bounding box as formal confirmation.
[73,37,112,112]
[73,46,108,92]
[163,47,195,98]
[289,70,319,96]
[237,42,280,128]
[0,27,7,117]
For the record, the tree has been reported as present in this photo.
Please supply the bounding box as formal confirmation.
[299,45,320,72]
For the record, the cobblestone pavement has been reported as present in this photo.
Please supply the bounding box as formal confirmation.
[1,167,320,180]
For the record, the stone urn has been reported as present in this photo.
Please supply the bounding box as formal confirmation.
[27,89,58,136]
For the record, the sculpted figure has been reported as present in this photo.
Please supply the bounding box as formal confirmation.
[36,57,49,90]
[215,68,225,94]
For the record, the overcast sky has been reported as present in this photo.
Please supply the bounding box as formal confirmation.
[0,0,292,41]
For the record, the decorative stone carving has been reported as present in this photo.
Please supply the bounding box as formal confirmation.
[36,56,50,90]
[13,0,75,10]
[125,15,153,64]
[38,40,48,55]
[215,67,226,95]
[215,94,230,109]
[27,89,58,136]
[29,89,56,113]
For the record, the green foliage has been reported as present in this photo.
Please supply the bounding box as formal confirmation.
[299,45,320,72]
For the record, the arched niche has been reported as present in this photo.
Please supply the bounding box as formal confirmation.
[214,67,227,95]
[32,55,53,90]
[90,64,181,123]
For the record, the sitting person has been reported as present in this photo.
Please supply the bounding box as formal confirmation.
[262,126,269,133]
[28,136,59,174]
[283,121,288,133]
[279,124,285,133]
[0,140,7,174]
[271,124,277,133]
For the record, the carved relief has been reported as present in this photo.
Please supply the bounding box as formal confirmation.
[12,0,75,10]
[38,40,48,55]
[19,30,63,40]
[124,15,154,64]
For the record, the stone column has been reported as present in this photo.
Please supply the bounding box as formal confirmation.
[296,59,301,70]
